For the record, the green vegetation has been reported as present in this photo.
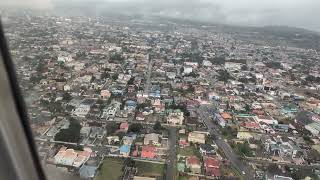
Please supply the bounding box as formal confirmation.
[305,75,320,83]
[167,104,190,117]
[112,73,119,80]
[265,61,283,69]
[54,118,81,143]
[95,158,124,180]
[178,146,197,157]
[135,161,165,179]
[221,126,237,139]
[128,123,143,133]
[127,76,135,85]
[110,53,124,61]
[106,122,118,135]
[234,141,253,157]
[217,69,233,83]
[153,121,162,132]
[62,92,72,101]
[211,56,225,65]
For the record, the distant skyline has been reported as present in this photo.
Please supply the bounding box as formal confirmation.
[2,0,320,32]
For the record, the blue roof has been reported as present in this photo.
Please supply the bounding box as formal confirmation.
[120,145,130,153]
[79,165,97,178]
[126,100,137,106]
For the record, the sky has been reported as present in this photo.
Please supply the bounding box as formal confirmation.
[2,0,320,31]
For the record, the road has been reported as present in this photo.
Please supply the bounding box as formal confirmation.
[144,54,153,95]
[198,105,255,180]
[166,127,177,180]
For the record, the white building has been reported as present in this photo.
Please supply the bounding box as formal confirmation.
[167,111,184,125]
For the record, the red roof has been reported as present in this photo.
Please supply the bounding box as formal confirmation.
[204,157,219,168]
[141,146,156,159]
[179,139,189,146]
[120,122,129,130]
[252,110,265,115]
[205,167,221,177]
[142,146,156,152]
[243,122,260,129]
[141,146,156,158]
[204,157,220,177]
[186,156,200,165]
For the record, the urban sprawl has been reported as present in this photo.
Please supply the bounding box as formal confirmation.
[3,12,320,180]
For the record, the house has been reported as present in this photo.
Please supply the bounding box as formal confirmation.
[64,84,71,91]
[123,136,135,145]
[89,127,106,139]
[133,176,156,180]
[237,132,254,140]
[73,99,95,117]
[188,132,206,144]
[101,102,120,119]
[144,133,161,146]
[141,146,156,159]
[242,122,260,131]
[79,165,97,179]
[119,145,131,157]
[54,147,91,167]
[199,144,216,155]
[305,122,320,135]
[214,113,226,127]
[119,122,129,132]
[136,113,146,121]
[186,156,201,174]
[220,112,232,121]
[152,99,165,113]
[125,100,137,112]
[179,137,189,147]
[204,156,220,177]
[273,124,290,133]
[167,110,184,125]
[80,126,91,138]
[106,136,120,144]
[271,175,293,180]
[100,89,111,99]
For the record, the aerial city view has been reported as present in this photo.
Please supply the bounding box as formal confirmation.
[1,1,320,180]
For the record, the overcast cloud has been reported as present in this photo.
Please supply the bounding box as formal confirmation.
[2,0,320,31]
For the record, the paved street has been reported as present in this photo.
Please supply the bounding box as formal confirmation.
[198,105,255,180]
[166,127,177,180]
[144,54,153,95]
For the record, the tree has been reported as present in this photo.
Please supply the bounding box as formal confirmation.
[245,104,251,112]
[63,92,72,101]
[101,71,110,79]
[110,53,124,61]
[106,122,118,135]
[153,121,162,131]
[241,65,248,71]
[54,118,81,143]
[112,73,119,81]
[217,70,233,84]
[235,141,253,157]
[265,61,282,69]
[212,56,225,65]
[128,123,143,133]
[180,67,184,74]
[127,77,135,85]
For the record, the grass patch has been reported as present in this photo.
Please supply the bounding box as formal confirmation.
[135,161,165,179]
[221,165,236,177]
[95,158,124,180]
[178,146,197,157]
[177,174,190,180]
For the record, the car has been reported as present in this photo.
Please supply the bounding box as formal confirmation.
[242,171,246,175]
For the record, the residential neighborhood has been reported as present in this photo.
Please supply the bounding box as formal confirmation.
[2,9,320,180]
